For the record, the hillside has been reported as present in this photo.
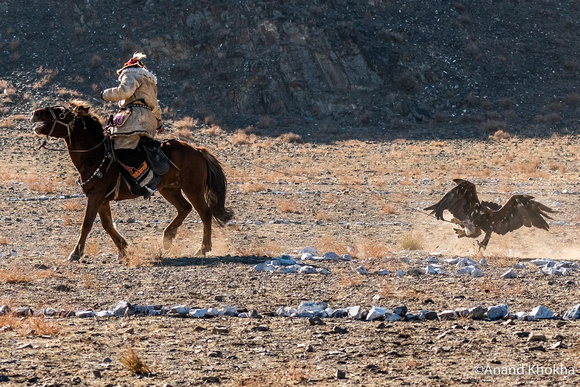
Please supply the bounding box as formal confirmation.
[2,0,580,137]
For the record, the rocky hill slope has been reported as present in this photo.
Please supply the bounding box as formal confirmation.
[2,0,580,136]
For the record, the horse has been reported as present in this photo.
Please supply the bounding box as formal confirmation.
[30,100,233,261]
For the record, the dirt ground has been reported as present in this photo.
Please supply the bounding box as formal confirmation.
[0,114,578,386]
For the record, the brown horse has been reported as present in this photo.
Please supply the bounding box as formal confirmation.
[30,100,233,261]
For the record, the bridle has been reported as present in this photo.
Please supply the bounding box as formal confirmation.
[38,106,106,153]
[38,105,112,187]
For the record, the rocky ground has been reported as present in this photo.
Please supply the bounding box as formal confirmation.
[0,110,579,385]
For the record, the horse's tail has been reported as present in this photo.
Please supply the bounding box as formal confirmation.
[200,148,234,226]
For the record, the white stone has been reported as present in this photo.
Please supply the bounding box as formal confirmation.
[300,246,318,256]
[43,308,57,317]
[376,269,390,275]
[113,301,133,317]
[76,310,95,318]
[170,305,190,315]
[427,256,439,263]
[470,267,484,277]
[366,306,388,321]
[396,269,406,276]
[347,306,362,320]
[297,301,327,315]
[340,254,352,261]
[218,306,237,316]
[528,305,554,320]
[563,304,580,320]
[96,310,113,318]
[445,258,460,265]
[439,310,458,320]
[254,261,276,272]
[189,309,207,318]
[513,263,526,269]
[356,266,369,275]
[301,253,314,261]
[479,258,488,267]
[298,265,318,274]
[317,268,330,275]
[515,312,528,321]
[501,269,518,279]
[276,306,297,317]
[456,258,478,268]
[425,265,437,275]
[206,308,220,316]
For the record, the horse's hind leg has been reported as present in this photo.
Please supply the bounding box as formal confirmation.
[158,187,192,251]
[183,189,213,257]
[98,201,128,258]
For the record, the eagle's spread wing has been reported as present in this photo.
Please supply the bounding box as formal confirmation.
[491,195,556,235]
[424,179,480,221]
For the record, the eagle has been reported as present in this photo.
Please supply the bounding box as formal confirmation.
[424,179,556,251]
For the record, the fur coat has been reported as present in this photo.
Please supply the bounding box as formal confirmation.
[102,67,162,149]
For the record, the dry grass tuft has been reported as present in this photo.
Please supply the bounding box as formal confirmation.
[120,346,152,376]
[489,130,512,140]
[201,124,224,136]
[351,239,391,259]
[0,268,32,284]
[276,198,297,213]
[24,316,60,336]
[124,243,162,268]
[277,132,303,144]
[399,232,424,251]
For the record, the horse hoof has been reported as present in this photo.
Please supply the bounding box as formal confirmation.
[68,253,80,262]
[163,237,173,251]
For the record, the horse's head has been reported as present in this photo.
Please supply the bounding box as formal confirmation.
[30,100,93,139]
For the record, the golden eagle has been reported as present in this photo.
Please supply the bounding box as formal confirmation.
[424,179,556,251]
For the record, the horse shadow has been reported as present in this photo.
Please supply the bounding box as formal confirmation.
[158,255,268,267]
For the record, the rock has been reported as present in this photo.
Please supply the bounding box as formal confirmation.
[340,254,352,261]
[15,307,33,317]
[407,267,423,276]
[298,266,318,274]
[189,309,208,318]
[347,306,362,320]
[513,263,526,269]
[396,269,406,276]
[550,341,565,350]
[515,312,528,321]
[445,258,460,265]
[96,310,113,318]
[528,305,554,320]
[0,305,10,315]
[393,305,408,316]
[439,310,458,320]
[112,301,134,317]
[501,269,518,279]
[336,369,346,380]
[376,269,390,275]
[308,317,325,325]
[300,253,313,261]
[43,308,57,317]
[527,333,547,342]
[170,305,190,316]
[427,256,438,263]
[356,266,369,275]
[486,304,509,321]
[418,310,438,321]
[254,261,277,272]
[300,246,318,256]
[479,258,488,267]
[563,304,580,320]
[322,252,339,260]
[425,265,437,275]
[514,331,530,338]
[317,268,330,275]
[457,265,483,277]
[76,310,95,318]
[297,301,327,315]
[530,258,555,267]
[366,306,388,321]
[384,312,401,322]
[276,306,297,317]
[218,306,237,316]
[470,267,484,277]
[252,325,270,332]
[331,308,349,318]
[456,258,478,268]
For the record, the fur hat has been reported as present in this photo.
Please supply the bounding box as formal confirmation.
[117,52,147,74]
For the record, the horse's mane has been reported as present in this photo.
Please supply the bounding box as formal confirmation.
[69,99,104,125]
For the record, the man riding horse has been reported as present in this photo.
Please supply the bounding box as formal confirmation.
[101,52,168,198]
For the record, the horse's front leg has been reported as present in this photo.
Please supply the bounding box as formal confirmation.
[98,200,128,258]
[69,194,103,261]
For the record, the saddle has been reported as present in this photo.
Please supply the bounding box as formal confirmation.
[114,138,170,198]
